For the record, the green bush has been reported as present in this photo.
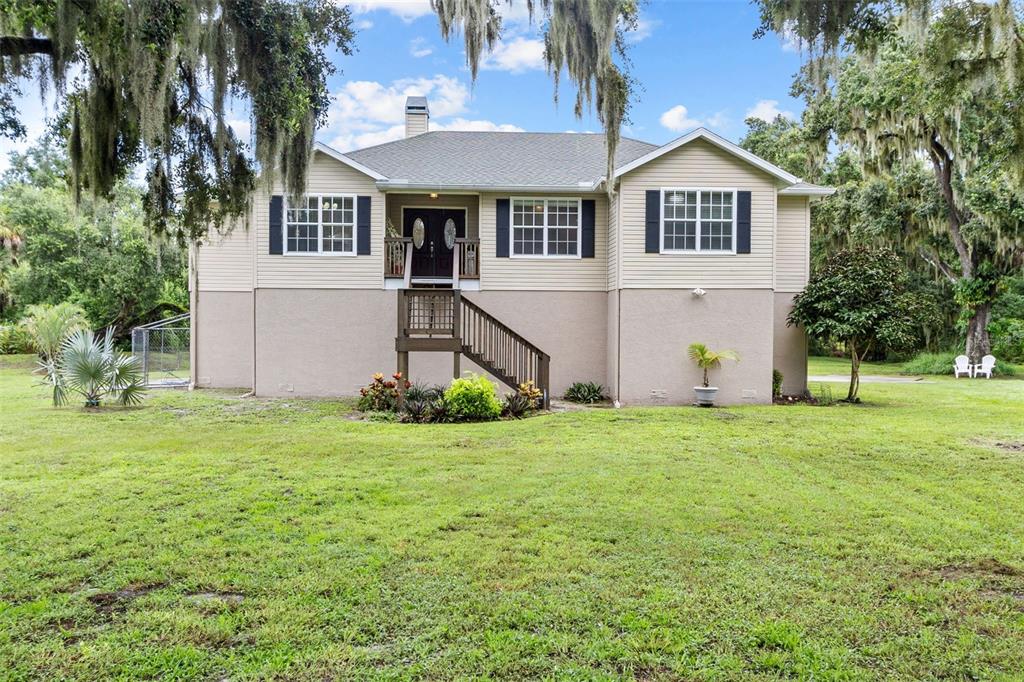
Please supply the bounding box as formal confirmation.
[772,369,784,398]
[903,351,1017,377]
[502,392,531,419]
[991,318,1024,364]
[563,381,606,404]
[813,383,836,406]
[444,374,502,421]
[901,352,955,375]
[0,323,35,354]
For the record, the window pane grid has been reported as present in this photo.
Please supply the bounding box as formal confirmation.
[285,195,356,254]
[662,190,734,252]
[512,198,579,257]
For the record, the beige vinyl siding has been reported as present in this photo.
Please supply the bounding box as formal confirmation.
[775,196,810,292]
[617,139,777,289]
[197,222,253,292]
[386,193,479,238]
[255,151,385,289]
[478,192,609,291]
[607,191,619,290]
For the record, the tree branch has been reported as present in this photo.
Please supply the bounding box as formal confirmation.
[928,133,972,278]
[0,36,54,58]
[917,246,958,284]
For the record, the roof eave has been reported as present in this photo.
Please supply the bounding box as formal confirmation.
[778,186,836,197]
[376,180,604,193]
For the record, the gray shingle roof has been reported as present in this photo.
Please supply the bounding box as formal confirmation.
[345,131,658,188]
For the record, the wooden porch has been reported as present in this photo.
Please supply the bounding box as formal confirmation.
[385,237,480,287]
[395,288,550,408]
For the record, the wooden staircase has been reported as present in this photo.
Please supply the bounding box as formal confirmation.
[395,289,550,408]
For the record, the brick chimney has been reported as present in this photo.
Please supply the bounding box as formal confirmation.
[405,96,429,138]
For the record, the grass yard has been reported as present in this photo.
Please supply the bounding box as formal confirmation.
[2,354,1024,680]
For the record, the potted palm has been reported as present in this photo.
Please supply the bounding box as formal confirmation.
[687,343,739,406]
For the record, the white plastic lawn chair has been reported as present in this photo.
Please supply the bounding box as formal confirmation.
[953,355,973,378]
[974,354,996,379]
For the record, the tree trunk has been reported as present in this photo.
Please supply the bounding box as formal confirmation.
[847,343,861,402]
[965,302,992,363]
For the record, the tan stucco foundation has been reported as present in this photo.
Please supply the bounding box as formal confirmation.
[193,287,806,405]
[772,292,808,396]
[193,290,254,389]
[616,289,775,405]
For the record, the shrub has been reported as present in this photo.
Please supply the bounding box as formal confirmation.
[22,302,89,361]
[517,380,544,409]
[772,369,784,398]
[904,351,1017,377]
[444,374,502,421]
[0,323,35,354]
[399,397,430,423]
[404,381,431,403]
[357,372,408,412]
[40,328,146,407]
[563,381,606,404]
[991,318,1024,364]
[502,392,532,419]
[813,383,836,406]
[902,352,956,376]
[425,384,448,401]
[427,395,452,423]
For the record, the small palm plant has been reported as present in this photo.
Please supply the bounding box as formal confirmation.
[23,302,89,362]
[687,343,740,388]
[40,328,146,407]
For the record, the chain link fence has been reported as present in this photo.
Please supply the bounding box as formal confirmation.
[131,313,190,387]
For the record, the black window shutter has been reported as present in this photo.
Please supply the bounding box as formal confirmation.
[269,195,283,255]
[496,198,510,258]
[357,196,371,255]
[737,190,751,254]
[645,190,660,253]
[581,199,596,258]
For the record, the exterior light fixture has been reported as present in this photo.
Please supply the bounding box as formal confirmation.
[429,192,438,199]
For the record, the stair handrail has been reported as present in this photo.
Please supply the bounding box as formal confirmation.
[459,294,551,408]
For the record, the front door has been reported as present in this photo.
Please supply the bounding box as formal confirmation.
[403,208,465,280]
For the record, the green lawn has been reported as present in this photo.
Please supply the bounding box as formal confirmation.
[2,354,1024,680]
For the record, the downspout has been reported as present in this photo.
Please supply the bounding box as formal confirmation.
[615,177,624,408]
[189,241,199,391]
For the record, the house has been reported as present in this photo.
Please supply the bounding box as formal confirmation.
[191,96,833,405]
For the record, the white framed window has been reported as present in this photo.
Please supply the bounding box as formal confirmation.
[511,197,581,258]
[661,188,736,254]
[285,194,357,255]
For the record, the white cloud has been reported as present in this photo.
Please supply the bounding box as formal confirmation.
[433,118,525,133]
[705,111,729,131]
[409,37,433,58]
[324,75,522,150]
[624,15,659,43]
[355,19,374,30]
[227,118,252,143]
[348,0,433,22]
[659,105,701,132]
[745,99,795,122]
[480,37,546,73]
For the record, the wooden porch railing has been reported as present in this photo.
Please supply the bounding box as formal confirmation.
[395,289,550,408]
[384,237,480,281]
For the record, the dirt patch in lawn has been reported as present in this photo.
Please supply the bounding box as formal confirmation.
[938,558,1022,580]
[995,441,1024,452]
[188,591,245,606]
[86,583,166,615]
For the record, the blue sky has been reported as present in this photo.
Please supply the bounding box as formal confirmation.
[0,0,805,168]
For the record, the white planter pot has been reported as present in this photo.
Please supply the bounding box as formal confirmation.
[693,386,718,407]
